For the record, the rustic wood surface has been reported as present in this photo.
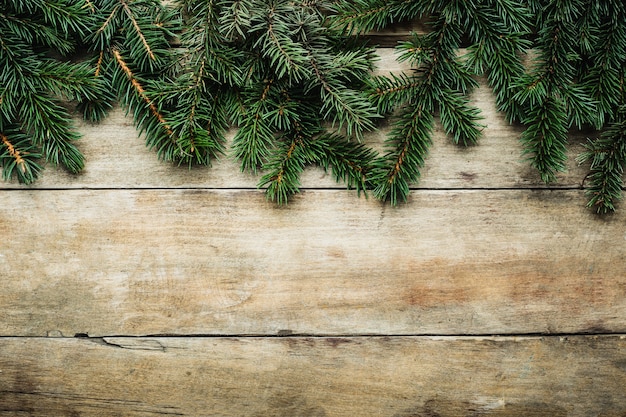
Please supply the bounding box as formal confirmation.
[1,189,625,337]
[1,336,626,416]
[1,46,624,415]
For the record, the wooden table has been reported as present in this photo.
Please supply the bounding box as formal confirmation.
[1,49,625,416]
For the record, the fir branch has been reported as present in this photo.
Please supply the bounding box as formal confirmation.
[512,0,590,183]
[219,0,380,199]
[0,132,42,184]
[520,96,568,183]
[0,131,42,183]
[232,91,276,173]
[438,89,483,146]
[259,133,309,204]
[372,103,434,204]
[462,1,531,121]
[579,2,626,126]
[367,73,422,114]
[317,132,379,194]
[368,10,482,204]
[156,66,229,165]
[489,0,532,33]
[298,8,379,140]
[0,0,102,179]
[578,109,626,213]
[180,0,244,85]
[34,60,101,102]
[112,48,173,137]
[310,56,377,140]
[0,12,75,53]
[93,3,122,45]
[1,133,25,169]
[20,92,85,173]
[330,0,425,35]
[251,0,309,81]
[22,0,90,34]
[121,0,156,61]
[219,0,252,41]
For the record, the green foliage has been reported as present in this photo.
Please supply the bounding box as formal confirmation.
[333,0,626,211]
[84,0,181,159]
[333,1,523,204]
[515,0,626,210]
[3,0,626,212]
[82,0,380,202]
[169,0,380,202]
[0,0,102,183]
[578,106,626,214]
[511,1,592,182]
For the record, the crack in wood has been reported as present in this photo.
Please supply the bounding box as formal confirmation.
[0,390,185,415]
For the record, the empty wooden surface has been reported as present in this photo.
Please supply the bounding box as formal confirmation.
[1,189,625,337]
[1,47,625,415]
[1,336,626,416]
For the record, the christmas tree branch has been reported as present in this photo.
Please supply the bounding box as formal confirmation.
[121,0,156,61]
[310,55,376,140]
[93,4,122,40]
[520,97,568,183]
[112,49,173,137]
[462,1,531,121]
[367,10,481,204]
[0,13,74,53]
[259,134,308,204]
[317,133,378,194]
[372,103,433,204]
[438,89,483,146]
[511,1,589,183]
[330,0,424,35]
[232,77,277,172]
[578,112,626,213]
[0,132,26,174]
[257,1,309,81]
[0,130,42,183]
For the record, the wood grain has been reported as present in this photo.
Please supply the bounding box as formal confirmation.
[363,19,430,46]
[0,49,592,191]
[1,189,624,337]
[1,41,622,415]
[1,336,625,416]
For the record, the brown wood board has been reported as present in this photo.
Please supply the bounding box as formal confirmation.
[1,189,624,337]
[1,336,625,416]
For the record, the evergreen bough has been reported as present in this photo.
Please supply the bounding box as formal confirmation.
[0,0,103,182]
[332,0,626,211]
[1,0,625,212]
[84,0,381,204]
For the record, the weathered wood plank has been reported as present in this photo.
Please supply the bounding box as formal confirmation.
[1,336,625,416]
[0,50,591,191]
[363,19,430,46]
[1,189,624,337]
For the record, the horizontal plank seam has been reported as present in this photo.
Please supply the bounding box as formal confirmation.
[70,332,626,338]
[1,334,625,342]
[133,333,626,338]
[0,186,600,192]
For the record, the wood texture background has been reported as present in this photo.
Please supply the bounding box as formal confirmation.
[1,48,625,416]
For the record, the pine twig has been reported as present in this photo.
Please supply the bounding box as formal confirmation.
[112,49,174,137]
[0,132,26,174]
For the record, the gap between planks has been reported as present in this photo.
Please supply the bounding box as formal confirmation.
[17,332,626,340]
